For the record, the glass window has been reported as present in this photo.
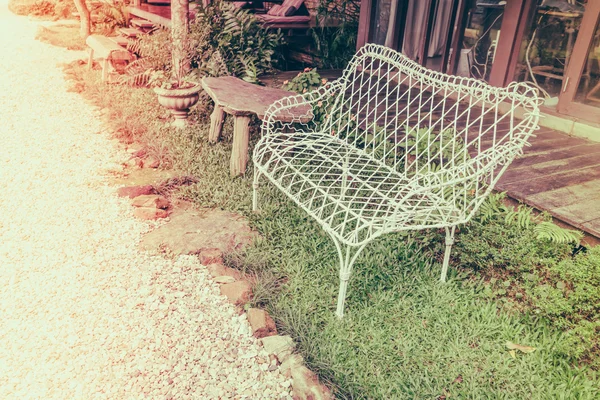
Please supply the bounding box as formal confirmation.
[513,0,586,101]
[455,0,506,80]
[370,0,394,46]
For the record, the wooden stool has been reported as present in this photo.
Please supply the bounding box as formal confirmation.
[86,34,133,82]
[201,76,311,176]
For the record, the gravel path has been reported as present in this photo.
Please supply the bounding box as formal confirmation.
[0,4,290,399]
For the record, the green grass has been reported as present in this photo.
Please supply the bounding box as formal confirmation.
[228,191,599,399]
[62,61,600,399]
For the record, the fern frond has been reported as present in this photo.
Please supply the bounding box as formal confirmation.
[119,58,156,86]
[478,192,508,223]
[534,221,582,244]
[505,205,534,229]
[126,38,141,55]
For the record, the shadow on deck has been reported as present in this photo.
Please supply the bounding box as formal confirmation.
[262,70,600,239]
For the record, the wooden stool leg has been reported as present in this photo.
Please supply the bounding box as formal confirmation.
[209,105,225,143]
[230,116,251,176]
[101,58,109,82]
[87,48,94,70]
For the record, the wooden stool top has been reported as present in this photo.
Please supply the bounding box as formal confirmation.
[201,76,311,122]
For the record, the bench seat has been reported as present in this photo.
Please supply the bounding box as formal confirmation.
[86,34,133,82]
[254,132,456,244]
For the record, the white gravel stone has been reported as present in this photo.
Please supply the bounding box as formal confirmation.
[0,3,290,399]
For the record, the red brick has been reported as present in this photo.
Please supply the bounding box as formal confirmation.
[199,248,223,265]
[247,308,277,338]
[117,185,155,198]
[220,281,252,305]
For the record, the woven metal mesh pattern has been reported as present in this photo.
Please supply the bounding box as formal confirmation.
[253,44,541,316]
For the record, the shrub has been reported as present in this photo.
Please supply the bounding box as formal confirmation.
[29,0,54,16]
[283,67,326,93]
[456,193,579,274]
[123,1,282,87]
[311,0,360,68]
[528,247,600,367]
[190,1,283,82]
[9,0,73,19]
[53,0,75,19]
[8,0,31,15]
[122,28,173,87]
[92,0,130,35]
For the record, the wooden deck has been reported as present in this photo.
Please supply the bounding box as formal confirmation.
[496,130,600,238]
[126,3,315,30]
[262,70,600,239]
[126,4,182,27]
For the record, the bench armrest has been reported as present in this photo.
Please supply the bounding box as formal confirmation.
[393,141,525,218]
[261,79,346,136]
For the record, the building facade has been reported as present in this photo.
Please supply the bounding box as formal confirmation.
[357,0,600,135]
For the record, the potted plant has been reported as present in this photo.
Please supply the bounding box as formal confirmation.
[151,0,201,128]
[151,69,201,128]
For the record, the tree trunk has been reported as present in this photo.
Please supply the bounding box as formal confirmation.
[171,0,190,85]
[73,0,91,39]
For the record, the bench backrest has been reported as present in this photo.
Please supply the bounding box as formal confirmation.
[324,44,541,183]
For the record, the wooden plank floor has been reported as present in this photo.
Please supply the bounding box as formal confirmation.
[496,129,600,238]
[265,70,600,238]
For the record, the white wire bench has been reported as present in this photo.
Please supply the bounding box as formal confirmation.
[252,44,541,317]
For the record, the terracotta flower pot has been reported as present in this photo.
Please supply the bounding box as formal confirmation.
[154,83,201,128]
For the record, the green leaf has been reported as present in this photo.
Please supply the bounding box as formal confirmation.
[506,341,537,354]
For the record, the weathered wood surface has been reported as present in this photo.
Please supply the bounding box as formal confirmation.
[202,76,311,176]
[201,76,311,121]
[231,116,252,176]
[208,105,225,144]
[127,5,171,27]
[118,27,145,38]
[86,34,133,82]
[126,4,197,28]
[497,132,600,238]
[130,18,155,29]
[108,35,129,47]
[86,34,131,60]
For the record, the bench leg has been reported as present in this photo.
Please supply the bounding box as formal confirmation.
[209,105,225,143]
[252,165,260,212]
[334,241,368,318]
[87,48,94,70]
[101,58,109,82]
[440,226,456,282]
[230,116,251,176]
